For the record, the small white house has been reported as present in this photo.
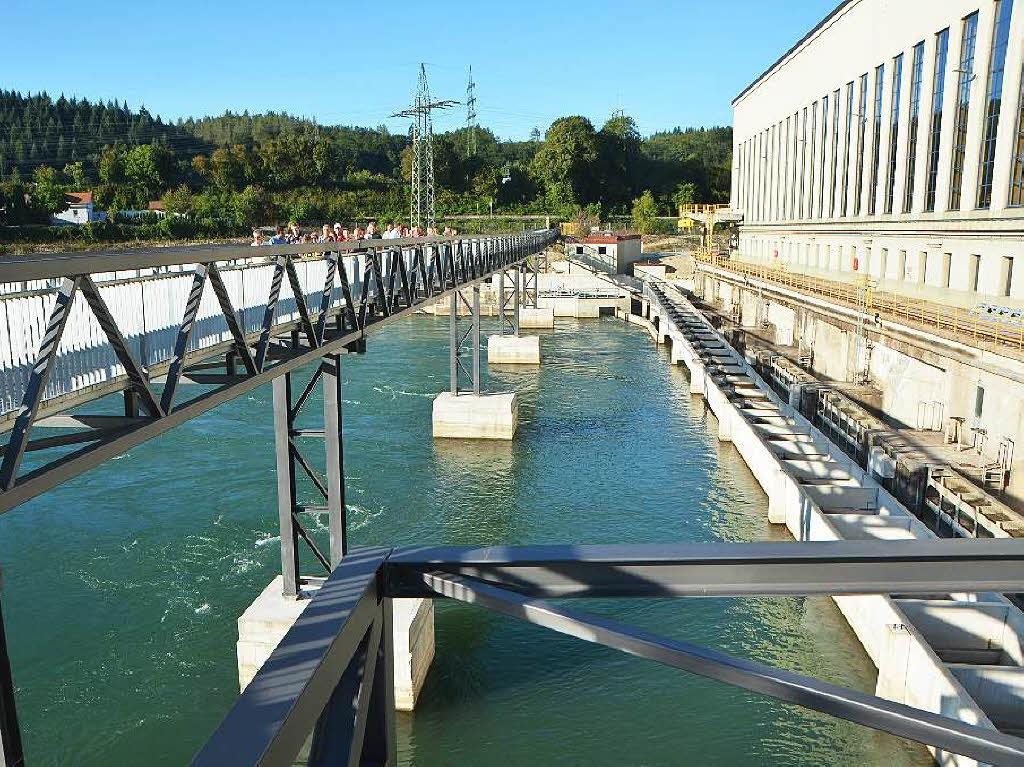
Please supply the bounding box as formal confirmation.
[569,234,643,274]
[52,192,106,225]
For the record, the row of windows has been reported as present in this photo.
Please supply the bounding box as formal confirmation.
[735,0,1021,220]
[739,236,1016,297]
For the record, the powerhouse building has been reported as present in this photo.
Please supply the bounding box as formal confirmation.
[731,0,1024,303]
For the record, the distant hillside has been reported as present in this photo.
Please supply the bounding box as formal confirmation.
[0,90,208,178]
[0,90,732,234]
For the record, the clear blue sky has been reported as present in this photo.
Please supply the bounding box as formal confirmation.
[2,0,836,140]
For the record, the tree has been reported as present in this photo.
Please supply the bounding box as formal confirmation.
[62,161,87,188]
[530,116,600,206]
[160,184,194,217]
[124,144,173,203]
[671,182,697,210]
[631,190,659,234]
[32,166,67,218]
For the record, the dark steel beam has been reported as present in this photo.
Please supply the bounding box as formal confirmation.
[0,233,551,283]
[206,263,258,375]
[273,374,300,598]
[254,258,285,372]
[423,571,1024,766]
[79,276,164,416]
[159,264,208,413]
[191,547,389,767]
[0,598,23,767]
[0,277,79,491]
[322,354,347,565]
[384,539,1024,598]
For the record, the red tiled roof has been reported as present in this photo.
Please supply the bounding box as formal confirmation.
[65,191,93,205]
[147,201,165,211]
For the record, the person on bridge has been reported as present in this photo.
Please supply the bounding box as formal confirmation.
[250,229,264,247]
[320,224,334,243]
[268,225,287,245]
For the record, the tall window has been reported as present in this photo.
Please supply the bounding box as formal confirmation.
[841,82,854,216]
[1010,57,1024,205]
[949,11,979,210]
[786,116,794,218]
[791,111,800,217]
[886,54,904,213]
[977,0,1015,209]
[800,107,808,217]
[869,64,885,215]
[904,41,925,213]
[819,94,830,217]
[854,73,868,215]
[830,89,841,215]
[925,28,950,211]
[809,101,819,217]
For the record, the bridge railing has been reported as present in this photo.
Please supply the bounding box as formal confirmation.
[192,540,1024,767]
[0,230,557,513]
[695,256,1024,352]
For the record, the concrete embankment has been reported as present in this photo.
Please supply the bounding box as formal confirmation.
[634,281,1024,766]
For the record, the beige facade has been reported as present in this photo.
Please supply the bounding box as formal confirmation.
[732,0,1024,304]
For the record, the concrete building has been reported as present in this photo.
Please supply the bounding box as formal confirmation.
[568,234,643,274]
[52,191,106,224]
[731,0,1024,306]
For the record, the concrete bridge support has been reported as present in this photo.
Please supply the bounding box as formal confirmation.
[433,286,518,440]
[488,267,541,365]
[239,351,435,710]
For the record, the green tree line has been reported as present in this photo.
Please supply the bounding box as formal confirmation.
[0,89,732,235]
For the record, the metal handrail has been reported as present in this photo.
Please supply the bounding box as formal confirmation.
[695,254,1024,351]
[194,540,1024,767]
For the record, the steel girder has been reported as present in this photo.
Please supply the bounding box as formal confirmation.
[0,232,555,514]
[195,541,1024,767]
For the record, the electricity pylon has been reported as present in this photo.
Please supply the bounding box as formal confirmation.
[390,64,459,229]
[466,66,478,158]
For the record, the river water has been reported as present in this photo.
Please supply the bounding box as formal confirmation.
[0,315,931,766]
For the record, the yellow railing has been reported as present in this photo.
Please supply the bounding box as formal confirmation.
[679,204,729,216]
[697,257,1024,352]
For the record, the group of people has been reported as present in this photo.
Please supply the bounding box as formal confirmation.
[251,221,459,246]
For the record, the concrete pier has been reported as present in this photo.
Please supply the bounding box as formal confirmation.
[237,577,436,711]
[519,306,555,328]
[432,391,518,440]
[487,334,540,364]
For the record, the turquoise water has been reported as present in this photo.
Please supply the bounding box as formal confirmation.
[0,315,930,765]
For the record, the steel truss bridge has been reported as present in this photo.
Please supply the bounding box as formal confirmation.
[0,230,1022,766]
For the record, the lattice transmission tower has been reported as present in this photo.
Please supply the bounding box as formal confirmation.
[466,66,478,157]
[391,64,458,229]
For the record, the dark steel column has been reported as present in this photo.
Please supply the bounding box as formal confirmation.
[273,374,300,598]
[472,286,481,396]
[498,271,507,336]
[513,267,521,336]
[322,354,347,566]
[0,597,24,767]
[449,292,458,395]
